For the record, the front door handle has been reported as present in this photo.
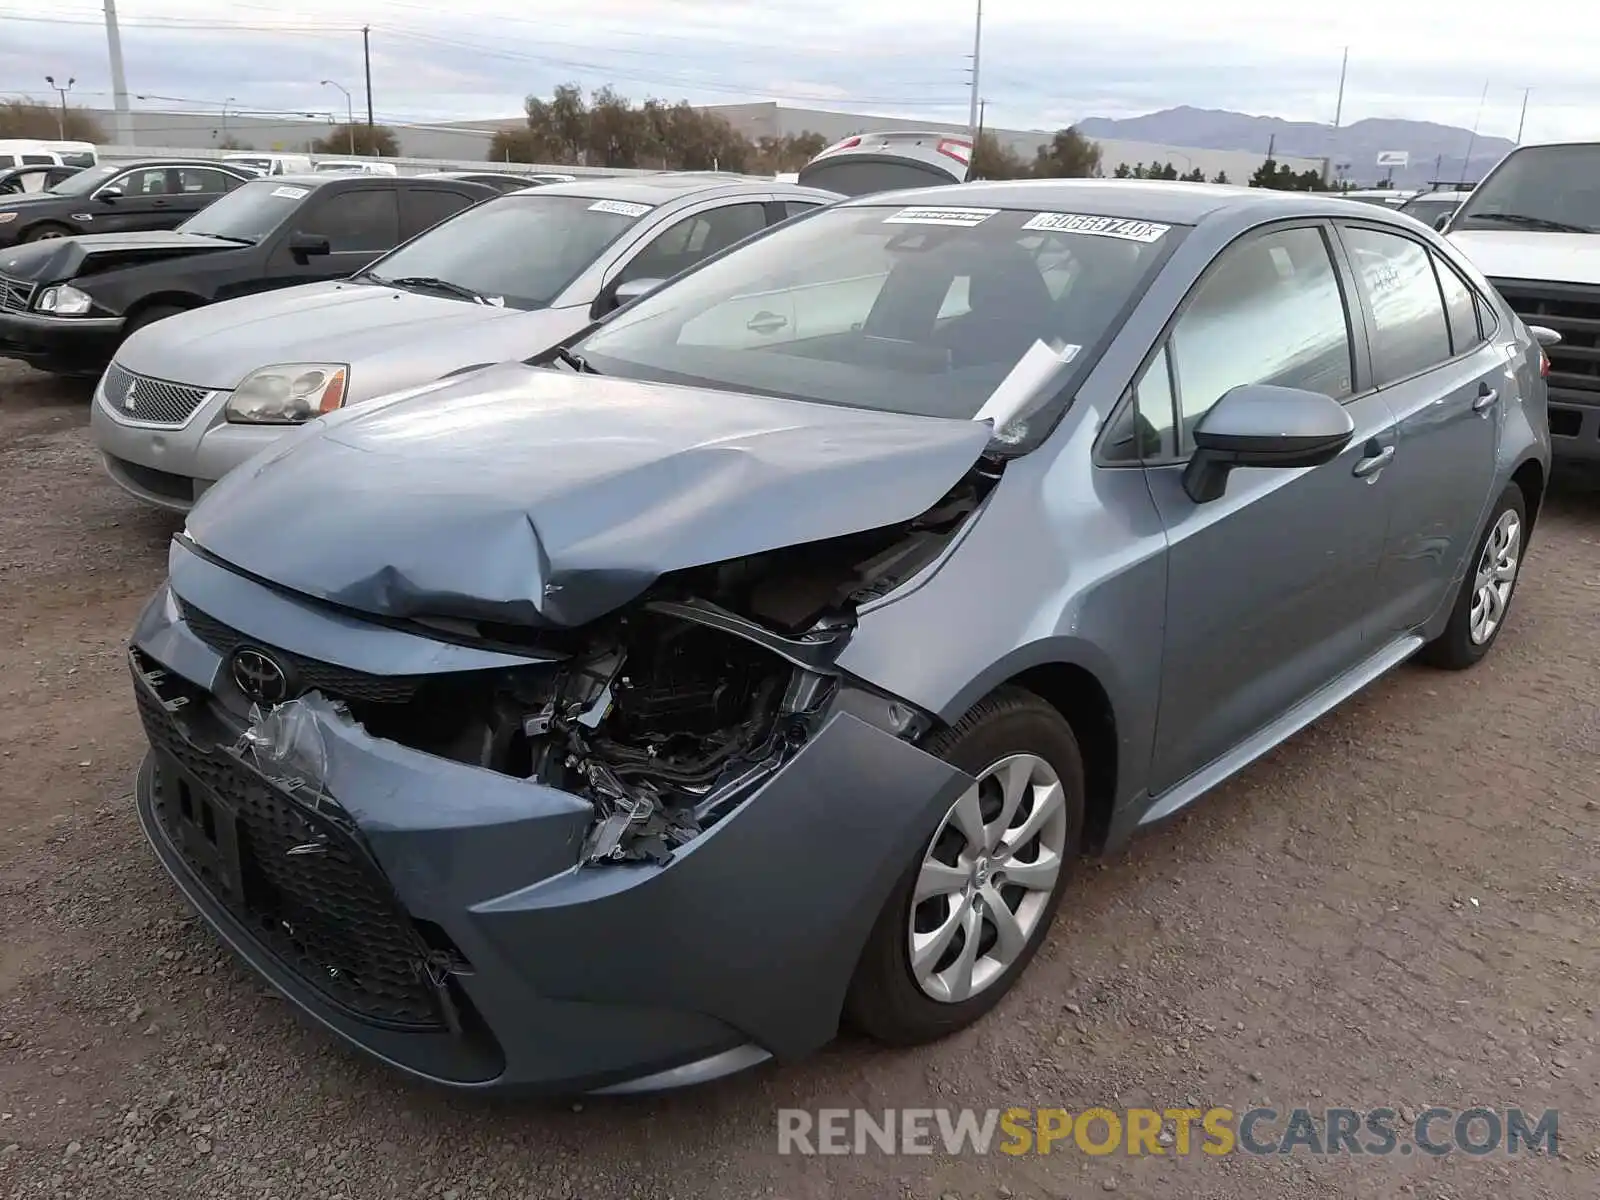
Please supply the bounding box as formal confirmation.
[1473,384,1499,412]
[746,310,787,334]
[1352,444,1396,478]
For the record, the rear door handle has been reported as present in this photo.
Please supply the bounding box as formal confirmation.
[1473,385,1499,412]
[1352,444,1396,478]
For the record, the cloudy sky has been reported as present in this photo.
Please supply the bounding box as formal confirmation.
[0,0,1587,141]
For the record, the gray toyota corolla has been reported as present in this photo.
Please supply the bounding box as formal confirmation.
[128,179,1551,1096]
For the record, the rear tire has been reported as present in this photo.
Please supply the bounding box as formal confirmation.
[1419,483,1528,670]
[844,686,1085,1046]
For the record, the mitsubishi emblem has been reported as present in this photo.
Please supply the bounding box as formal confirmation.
[123,379,138,411]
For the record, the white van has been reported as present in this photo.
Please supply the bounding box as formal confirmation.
[0,140,67,171]
[312,159,399,176]
[221,152,313,177]
[41,140,97,168]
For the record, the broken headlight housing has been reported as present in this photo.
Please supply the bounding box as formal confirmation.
[225,363,349,424]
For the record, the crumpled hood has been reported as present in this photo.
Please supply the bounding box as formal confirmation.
[1447,229,1600,286]
[115,278,549,393]
[0,230,232,283]
[184,363,994,629]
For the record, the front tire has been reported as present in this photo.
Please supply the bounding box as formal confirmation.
[844,686,1085,1046]
[23,223,71,242]
[1419,483,1528,670]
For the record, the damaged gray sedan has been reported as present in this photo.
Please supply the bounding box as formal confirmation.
[128,179,1548,1095]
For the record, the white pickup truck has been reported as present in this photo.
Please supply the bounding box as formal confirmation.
[1442,141,1600,464]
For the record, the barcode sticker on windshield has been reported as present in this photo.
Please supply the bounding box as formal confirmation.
[589,199,652,217]
[884,206,1000,227]
[1021,213,1170,241]
[271,186,310,200]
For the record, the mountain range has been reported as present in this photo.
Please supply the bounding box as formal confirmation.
[1074,106,1518,188]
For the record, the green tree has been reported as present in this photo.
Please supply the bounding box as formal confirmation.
[1112,162,1132,178]
[311,123,398,157]
[0,97,105,142]
[1212,169,1230,185]
[1180,167,1206,183]
[971,130,1029,180]
[1030,126,1101,178]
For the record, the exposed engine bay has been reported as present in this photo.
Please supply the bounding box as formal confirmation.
[236,463,997,866]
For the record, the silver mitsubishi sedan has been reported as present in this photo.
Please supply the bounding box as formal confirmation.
[127,179,1550,1097]
[89,174,837,510]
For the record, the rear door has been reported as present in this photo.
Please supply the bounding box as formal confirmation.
[399,186,484,239]
[1334,222,1504,637]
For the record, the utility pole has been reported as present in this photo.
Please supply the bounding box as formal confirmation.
[1332,46,1348,129]
[102,0,132,145]
[1462,79,1490,180]
[44,75,74,138]
[1515,87,1531,144]
[966,0,983,144]
[362,26,375,138]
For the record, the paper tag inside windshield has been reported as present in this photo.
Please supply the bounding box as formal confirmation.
[1022,213,1170,242]
[884,206,999,227]
[589,199,652,218]
[271,185,310,200]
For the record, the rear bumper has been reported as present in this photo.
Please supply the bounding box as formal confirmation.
[128,562,968,1094]
[0,310,122,373]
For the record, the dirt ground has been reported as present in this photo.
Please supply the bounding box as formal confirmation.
[0,360,1595,1200]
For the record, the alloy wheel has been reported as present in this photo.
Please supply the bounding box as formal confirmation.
[1469,508,1521,645]
[908,753,1068,1004]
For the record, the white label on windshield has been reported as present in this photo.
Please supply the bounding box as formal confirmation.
[1021,213,1170,242]
[588,199,652,217]
[272,185,310,200]
[883,206,999,227]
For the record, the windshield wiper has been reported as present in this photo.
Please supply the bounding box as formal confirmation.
[538,346,600,374]
[1468,212,1593,233]
[381,275,491,304]
[190,232,255,245]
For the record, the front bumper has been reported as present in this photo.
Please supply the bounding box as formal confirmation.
[0,309,123,373]
[91,377,279,513]
[128,559,969,1094]
[1548,392,1600,463]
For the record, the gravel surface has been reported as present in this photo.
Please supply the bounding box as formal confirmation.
[1,360,1596,1200]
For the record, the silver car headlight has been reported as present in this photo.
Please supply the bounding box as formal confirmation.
[35,284,94,316]
[225,363,349,425]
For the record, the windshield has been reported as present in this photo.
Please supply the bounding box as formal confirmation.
[1452,145,1600,233]
[1399,196,1459,226]
[574,203,1178,450]
[48,163,121,196]
[361,193,652,309]
[177,179,311,243]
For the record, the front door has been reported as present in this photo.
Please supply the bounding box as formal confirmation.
[1135,223,1399,794]
[1335,223,1503,636]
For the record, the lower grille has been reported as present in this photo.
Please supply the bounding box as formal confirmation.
[1489,277,1600,408]
[134,657,446,1031]
[102,361,212,426]
[180,600,422,705]
[0,274,34,314]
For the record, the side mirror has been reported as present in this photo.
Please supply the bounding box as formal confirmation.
[614,277,666,308]
[1182,384,1355,504]
[1433,213,1450,231]
[288,231,331,261]
[1528,324,1562,349]
[95,186,123,203]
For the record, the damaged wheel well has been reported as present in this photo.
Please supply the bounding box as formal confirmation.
[1009,663,1117,852]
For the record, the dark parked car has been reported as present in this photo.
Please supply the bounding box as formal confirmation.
[0,163,84,195]
[0,172,496,374]
[127,179,1550,1096]
[0,159,254,248]
[412,171,552,194]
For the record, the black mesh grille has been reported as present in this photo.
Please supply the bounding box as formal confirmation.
[0,274,34,314]
[102,362,211,426]
[1489,278,1600,403]
[180,600,422,705]
[134,658,446,1030]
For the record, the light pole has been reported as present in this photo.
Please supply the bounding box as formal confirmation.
[1515,87,1531,144]
[221,95,235,143]
[322,80,354,154]
[44,75,74,138]
[966,0,983,146]
[1462,79,1490,181]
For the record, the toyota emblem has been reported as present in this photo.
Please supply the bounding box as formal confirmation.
[230,647,290,705]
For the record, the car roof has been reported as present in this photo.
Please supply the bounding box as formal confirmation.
[107,158,251,171]
[527,173,816,204]
[259,172,490,190]
[831,177,1445,228]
